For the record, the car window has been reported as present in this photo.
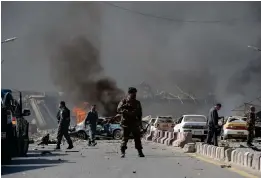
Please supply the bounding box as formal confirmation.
[184,116,206,122]
[228,118,245,123]
[157,118,174,123]
[177,117,183,123]
[241,117,247,121]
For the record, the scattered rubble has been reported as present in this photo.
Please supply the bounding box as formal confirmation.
[40,151,52,156]
[183,143,196,153]
[220,164,231,168]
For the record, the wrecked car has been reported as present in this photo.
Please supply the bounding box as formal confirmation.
[70,117,123,140]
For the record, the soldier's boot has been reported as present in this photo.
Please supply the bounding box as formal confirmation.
[88,140,92,146]
[67,144,74,149]
[55,145,61,150]
[137,149,145,157]
[120,148,126,158]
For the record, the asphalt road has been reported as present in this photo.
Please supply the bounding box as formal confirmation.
[1,140,256,178]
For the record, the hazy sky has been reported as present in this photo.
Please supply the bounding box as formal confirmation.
[2,2,261,114]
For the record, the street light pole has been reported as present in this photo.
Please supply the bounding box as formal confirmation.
[1,37,17,44]
[1,37,18,64]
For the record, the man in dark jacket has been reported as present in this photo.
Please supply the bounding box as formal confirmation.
[85,105,98,146]
[56,101,73,150]
[206,103,222,146]
[117,87,144,158]
[245,106,256,147]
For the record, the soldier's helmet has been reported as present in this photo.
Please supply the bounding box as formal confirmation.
[128,87,137,94]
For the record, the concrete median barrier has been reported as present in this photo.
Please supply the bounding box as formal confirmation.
[166,132,177,146]
[183,143,196,153]
[192,142,261,172]
[207,145,212,157]
[196,142,203,154]
[157,130,165,143]
[251,153,261,171]
[161,131,170,144]
[216,147,225,161]
[145,130,154,141]
[163,132,173,145]
[195,143,226,161]
[172,132,192,148]
[211,145,216,159]
[224,148,234,162]
[244,152,254,168]
[230,149,261,172]
[152,130,160,142]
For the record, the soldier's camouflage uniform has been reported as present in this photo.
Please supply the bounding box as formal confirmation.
[56,106,73,148]
[245,112,256,145]
[117,97,143,154]
[16,117,29,156]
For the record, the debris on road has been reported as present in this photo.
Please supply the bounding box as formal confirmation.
[220,164,231,168]
[183,143,196,153]
[40,151,52,156]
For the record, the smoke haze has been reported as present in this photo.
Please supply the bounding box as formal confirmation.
[2,2,261,116]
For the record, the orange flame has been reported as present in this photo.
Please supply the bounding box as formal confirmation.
[73,102,91,124]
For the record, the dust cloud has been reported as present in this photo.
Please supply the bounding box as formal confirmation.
[49,36,124,116]
[2,2,261,116]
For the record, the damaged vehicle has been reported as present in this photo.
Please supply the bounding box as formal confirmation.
[174,115,208,142]
[70,115,150,140]
[150,116,175,132]
[220,116,248,140]
[70,117,123,140]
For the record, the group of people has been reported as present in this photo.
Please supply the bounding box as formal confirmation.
[206,103,257,147]
[54,87,145,157]
[54,87,258,157]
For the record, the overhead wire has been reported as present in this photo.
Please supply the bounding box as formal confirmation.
[103,2,258,24]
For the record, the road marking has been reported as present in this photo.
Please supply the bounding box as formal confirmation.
[187,153,259,178]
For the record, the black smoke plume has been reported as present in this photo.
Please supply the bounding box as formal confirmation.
[49,36,124,116]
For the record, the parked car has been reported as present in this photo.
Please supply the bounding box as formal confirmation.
[174,115,208,142]
[150,116,175,132]
[221,116,248,140]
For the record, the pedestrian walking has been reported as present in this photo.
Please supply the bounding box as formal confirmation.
[55,101,73,150]
[85,104,98,146]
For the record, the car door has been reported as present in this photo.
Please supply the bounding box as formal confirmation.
[174,116,183,132]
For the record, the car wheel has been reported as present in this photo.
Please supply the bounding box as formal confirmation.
[77,131,87,140]
[113,129,122,140]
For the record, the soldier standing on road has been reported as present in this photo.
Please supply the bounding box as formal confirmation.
[206,103,222,146]
[117,87,145,158]
[245,106,256,147]
[85,105,98,146]
[56,101,73,150]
